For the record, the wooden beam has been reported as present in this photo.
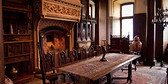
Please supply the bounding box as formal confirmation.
[0,0,5,83]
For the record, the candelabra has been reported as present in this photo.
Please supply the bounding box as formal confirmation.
[152,8,168,29]
[150,8,168,69]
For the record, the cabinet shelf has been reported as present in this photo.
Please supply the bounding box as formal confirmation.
[3,6,29,13]
[3,0,34,83]
[4,40,33,44]
[5,53,33,59]
[3,34,32,36]
[5,55,30,64]
[13,74,33,84]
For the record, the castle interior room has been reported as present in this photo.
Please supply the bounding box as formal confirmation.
[0,0,168,84]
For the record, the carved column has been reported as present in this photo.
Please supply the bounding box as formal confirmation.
[0,0,5,83]
[144,0,156,66]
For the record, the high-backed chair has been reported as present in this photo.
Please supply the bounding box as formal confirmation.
[120,37,129,54]
[97,46,103,55]
[79,47,87,60]
[108,35,121,53]
[108,35,129,53]
[38,32,72,84]
[69,49,78,62]
[88,46,95,57]
[121,35,142,71]
[58,50,67,66]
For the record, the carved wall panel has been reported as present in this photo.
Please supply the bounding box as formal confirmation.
[43,1,81,21]
[33,0,83,22]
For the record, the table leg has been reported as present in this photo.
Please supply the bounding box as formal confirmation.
[106,73,111,84]
[89,79,100,84]
[127,62,132,83]
[166,68,168,84]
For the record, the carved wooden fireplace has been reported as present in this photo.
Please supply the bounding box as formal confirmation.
[33,0,83,69]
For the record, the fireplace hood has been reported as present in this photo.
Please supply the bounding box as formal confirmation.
[33,0,83,22]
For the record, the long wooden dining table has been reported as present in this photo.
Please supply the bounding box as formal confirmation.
[58,53,139,84]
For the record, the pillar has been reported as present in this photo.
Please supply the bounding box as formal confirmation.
[0,0,5,83]
[155,0,163,61]
[144,0,156,66]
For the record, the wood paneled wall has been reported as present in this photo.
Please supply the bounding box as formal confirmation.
[99,0,107,45]
[0,0,5,83]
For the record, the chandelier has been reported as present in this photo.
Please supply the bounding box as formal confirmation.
[152,8,168,30]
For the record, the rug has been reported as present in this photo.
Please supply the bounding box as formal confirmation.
[112,65,167,84]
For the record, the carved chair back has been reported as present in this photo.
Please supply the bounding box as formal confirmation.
[92,45,99,56]
[38,28,73,84]
[97,46,103,55]
[69,49,78,62]
[80,47,87,60]
[88,46,95,57]
[58,50,67,66]
[120,37,129,54]
[38,33,57,84]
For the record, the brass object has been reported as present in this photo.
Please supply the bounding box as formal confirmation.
[10,67,18,75]
[100,46,108,62]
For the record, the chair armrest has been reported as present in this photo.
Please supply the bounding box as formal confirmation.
[46,72,66,81]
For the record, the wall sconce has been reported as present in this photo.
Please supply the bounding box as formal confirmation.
[152,8,168,30]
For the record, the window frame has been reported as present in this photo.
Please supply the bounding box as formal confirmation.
[120,2,134,41]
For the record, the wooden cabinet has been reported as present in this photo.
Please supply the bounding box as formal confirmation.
[77,21,92,41]
[2,0,34,83]
[75,0,96,49]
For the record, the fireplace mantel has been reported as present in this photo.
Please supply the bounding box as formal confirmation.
[34,0,83,22]
[33,0,82,69]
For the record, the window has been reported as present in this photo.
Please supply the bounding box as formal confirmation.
[89,5,92,18]
[89,0,95,18]
[121,3,134,41]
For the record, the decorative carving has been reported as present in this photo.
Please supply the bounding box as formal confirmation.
[42,1,81,22]
[43,2,80,17]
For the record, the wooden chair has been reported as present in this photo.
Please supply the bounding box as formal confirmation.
[108,35,129,53]
[120,37,129,54]
[38,32,72,84]
[58,51,67,66]
[93,45,99,56]
[88,46,95,57]
[69,49,78,62]
[108,35,121,53]
[97,46,103,55]
[120,36,140,71]
[79,47,87,60]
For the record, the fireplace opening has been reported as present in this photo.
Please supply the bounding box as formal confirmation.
[39,26,69,55]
